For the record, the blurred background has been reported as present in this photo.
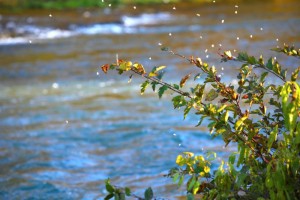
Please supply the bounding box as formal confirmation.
[0,0,299,199]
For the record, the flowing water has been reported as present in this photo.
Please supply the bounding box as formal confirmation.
[0,1,300,199]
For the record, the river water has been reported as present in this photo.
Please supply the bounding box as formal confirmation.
[0,0,299,199]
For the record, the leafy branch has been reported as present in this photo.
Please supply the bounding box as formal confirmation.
[101,45,300,199]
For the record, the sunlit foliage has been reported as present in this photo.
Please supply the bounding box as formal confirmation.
[102,45,300,199]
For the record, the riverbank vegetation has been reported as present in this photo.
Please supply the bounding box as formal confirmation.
[0,0,208,10]
[102,45,300,199]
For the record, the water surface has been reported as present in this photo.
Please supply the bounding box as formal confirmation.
[0,1,300,199]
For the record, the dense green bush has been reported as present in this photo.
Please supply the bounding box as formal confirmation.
[101,45,300,199]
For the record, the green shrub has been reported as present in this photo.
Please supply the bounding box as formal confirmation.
[102,45,300,200]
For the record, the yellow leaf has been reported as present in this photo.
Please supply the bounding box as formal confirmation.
[195,58,203,67]
[133,63,146,74]
[176,155,185,166]
[155,65,166,72]
[149,72,158,77]
[224,50,232,59]
[204,166,210,173]
[195,155,204,162]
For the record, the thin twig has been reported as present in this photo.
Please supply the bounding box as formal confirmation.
[131,68,193,98]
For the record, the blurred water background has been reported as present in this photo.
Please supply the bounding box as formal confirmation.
[0,0,300,199]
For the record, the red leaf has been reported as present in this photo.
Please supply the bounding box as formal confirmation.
[180,74,191,88]
[101,64,109,73]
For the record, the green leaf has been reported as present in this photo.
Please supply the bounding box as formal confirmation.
[260,72,268,82]
[266,57,273,70]
[173,84,180,90]
[151,81,158,91]
[237,52,248,61]
[125,187,131,196]
[248,56,257,65]
[193,181,200,194]
[158,85,168,98]
[195,84,205,99]
[280,69,287,80]
[105,180,115,193]
[184,103,193,119]
[291,67,300,81]
[172,172,179,183]
[172,95,186,108]
[205,89,218,101]
[237,171,248,187]
[195,116,205,127]
[144,187,153,200]
[228,153,236,165]
[178,175,184,187]
[141,81,150,95]
[104,193,114,200]
[188,176,196,191]
[281,82,298,133]
[237,145,245,167]
[267,125,278,152]
[115,193,120,200]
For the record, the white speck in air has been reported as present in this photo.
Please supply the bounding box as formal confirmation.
[173,6,176,10]
[221,67,224,70]
[97,72,99,76]
[276,38,279,42]
[237,37,239,40]
[250,34,253,38]
[108,4,111,7]
[158,42,162,46]
[221,19,224,23]
[29,40,32,43]
[49,14,52,17]
[196,13,200,17]
[206,55,209,58]
[211,44,215,48]
[199,35,203,39]
[133,6,136,9]
[235,11,238,14]
[260,27,263,31]
[149,57,152,60]
[52,83,59,89]
[66,120,69,124]
[205,49,208,53]
[178,143,182,146]
[169,32,172,36]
